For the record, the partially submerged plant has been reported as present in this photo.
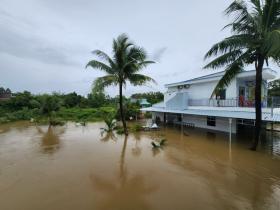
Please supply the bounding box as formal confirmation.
[100,113,117,136]
[151,139,167,148]
[129,123,143,132]
[75,121,87,126]
[49,118,65,126]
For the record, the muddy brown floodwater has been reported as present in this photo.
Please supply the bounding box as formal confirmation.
[0,122,280,210]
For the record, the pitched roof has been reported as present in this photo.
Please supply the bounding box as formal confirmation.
[165,68,277,88]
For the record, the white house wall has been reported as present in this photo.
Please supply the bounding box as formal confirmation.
[182,115,237,133]
[226,79,237,99]
[167,79,237,100]
[152,112,237,133]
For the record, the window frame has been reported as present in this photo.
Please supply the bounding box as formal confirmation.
[207,116,216,127]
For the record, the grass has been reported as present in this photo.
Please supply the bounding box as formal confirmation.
[0,106,116,124]
[57,107,115,122]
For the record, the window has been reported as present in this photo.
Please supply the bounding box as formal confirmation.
[207,116,216,126]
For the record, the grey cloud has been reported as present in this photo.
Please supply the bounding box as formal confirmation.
[2,0,276,96]
[0,27,78,66]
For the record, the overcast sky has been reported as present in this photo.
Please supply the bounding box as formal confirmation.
[0,0,278,96]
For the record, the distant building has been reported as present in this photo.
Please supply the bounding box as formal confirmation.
[130,97,151,108]
[0,87,12,100]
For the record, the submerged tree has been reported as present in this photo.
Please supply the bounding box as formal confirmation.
[86,34,155,135]
[204,0,280,150]
[40,95,61,126]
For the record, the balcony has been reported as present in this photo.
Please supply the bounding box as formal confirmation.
[188,97,280,108]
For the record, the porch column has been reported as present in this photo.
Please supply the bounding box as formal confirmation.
[229,118,232,142]
[163,113,166,125]
[229,118,232,162]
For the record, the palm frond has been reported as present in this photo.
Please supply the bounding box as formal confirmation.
[128,74,157,86]
[137,60,156,68]
[262,0,280,30]
[128,46,147,61]
[93,75,118,90]
[225,0,256,25]
[91,50,116,68]
[223,22,255,34]
[204,50,243,69]
[265,29,280,57]
[86,60,114,74]
[211,61,244,98]
[204,34,251,59]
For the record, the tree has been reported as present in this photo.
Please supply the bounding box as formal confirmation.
[63,92,82,108]
[87,84,108,108]
[204,0,280,150]
[268,79,280,96]
[6,91,33,110]
[40,95,61,125]
[86,34,155,135]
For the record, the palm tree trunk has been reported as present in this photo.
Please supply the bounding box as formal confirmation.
[251,56,264,150]
[119,82,128,135]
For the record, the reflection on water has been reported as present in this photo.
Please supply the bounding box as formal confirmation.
[36,126,65,154]
[100,131,117,142]
[90,136,158,210]
[131,132,142,157]
[0,122,280,210]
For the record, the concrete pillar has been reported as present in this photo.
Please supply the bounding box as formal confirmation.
[229,118,232,142]
[229,118,232,162]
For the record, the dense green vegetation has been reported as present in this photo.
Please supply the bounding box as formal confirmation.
[0,88,157,124]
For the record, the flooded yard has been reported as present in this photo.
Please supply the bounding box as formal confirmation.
[0,122,280,210]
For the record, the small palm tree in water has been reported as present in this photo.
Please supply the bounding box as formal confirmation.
[204,0,280,150]
[86,34,155,135]
[100,113,117,136]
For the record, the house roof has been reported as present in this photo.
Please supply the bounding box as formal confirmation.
[139,99,150,105]
[165,68,277,88]
[141,106,280,122]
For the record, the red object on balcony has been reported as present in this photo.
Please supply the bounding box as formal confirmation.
[239,95,245,107]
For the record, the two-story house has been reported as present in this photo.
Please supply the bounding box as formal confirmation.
[142,68,280,134]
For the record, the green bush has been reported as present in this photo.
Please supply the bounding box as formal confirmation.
[129,123,142,132]
[56,107,116,122]
[49,118,65,126]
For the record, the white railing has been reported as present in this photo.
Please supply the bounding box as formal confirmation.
[188,97,280,108]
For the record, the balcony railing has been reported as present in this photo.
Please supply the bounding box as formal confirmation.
[188,97,280,108]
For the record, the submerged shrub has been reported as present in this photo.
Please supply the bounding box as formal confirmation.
[49,118,65,126]
[130,123,142,132]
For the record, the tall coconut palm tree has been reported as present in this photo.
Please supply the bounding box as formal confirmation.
[204,0,280,150]
[86,34,155,135]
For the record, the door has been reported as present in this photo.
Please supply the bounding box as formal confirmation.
[239,86,245,106]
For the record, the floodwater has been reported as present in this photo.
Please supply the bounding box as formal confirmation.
[0,122,280,210]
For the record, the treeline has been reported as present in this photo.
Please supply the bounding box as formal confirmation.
[0,91,112,110]
[0,90,161,123]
